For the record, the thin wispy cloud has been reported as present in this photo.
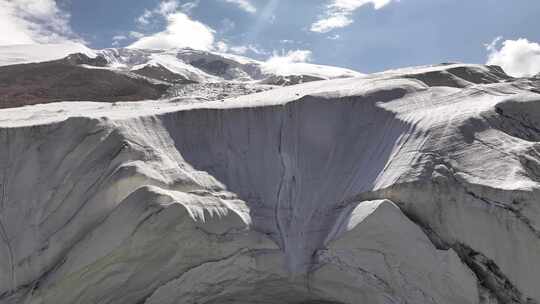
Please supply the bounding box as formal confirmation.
[180,0,200,14]
[158,0,180,15]
[222,0,257,14]
[129,31,145,39]
[227,44,269,56]
[0,0,78,45]
[220,18,236,33]
[266,49,313,65]
[135,0,198,27]
[311,0,395,33]
[137,10,153,26]
[112,34,127,46]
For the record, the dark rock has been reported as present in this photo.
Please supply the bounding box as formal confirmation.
[62,53,108,67]
[0,60,169,108]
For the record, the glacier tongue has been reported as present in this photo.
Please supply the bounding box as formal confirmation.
[0,63,540,304]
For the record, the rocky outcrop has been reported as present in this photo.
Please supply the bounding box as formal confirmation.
[0,58,169,108]
[62,53,108,67]
[0,63,539,304]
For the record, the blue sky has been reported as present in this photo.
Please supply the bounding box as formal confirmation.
[2,0,540,75]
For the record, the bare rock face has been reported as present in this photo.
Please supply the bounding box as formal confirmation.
[0,63,540,304]
[0,56,170,109]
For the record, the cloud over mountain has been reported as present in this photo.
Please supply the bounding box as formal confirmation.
[486,37,540,77]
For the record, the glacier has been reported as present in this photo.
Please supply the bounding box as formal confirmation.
[0,48,539,304]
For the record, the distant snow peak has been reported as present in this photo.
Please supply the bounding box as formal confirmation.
[0,44,364,105]
[96,47,363,83]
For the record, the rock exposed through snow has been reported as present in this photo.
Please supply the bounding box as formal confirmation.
[0,55,170,108]
[0,45,363,108]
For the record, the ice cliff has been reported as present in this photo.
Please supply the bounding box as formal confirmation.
[0,59,539,304]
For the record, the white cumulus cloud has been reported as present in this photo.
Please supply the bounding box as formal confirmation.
[311,0,395,33]
[0,0,77,45]
[129,12,215,50]
[266,50,313,65]
[130,0,216,50]
[486,37,540,77]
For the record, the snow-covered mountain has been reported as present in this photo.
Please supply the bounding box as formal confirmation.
[100,47,363,83]
[3,43,540,304]
[0,43,362,83]
[0,43,363,108]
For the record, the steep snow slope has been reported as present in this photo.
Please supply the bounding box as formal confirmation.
[1,63,540,304]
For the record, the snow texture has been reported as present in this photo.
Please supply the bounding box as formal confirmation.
[0,59,540,304]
